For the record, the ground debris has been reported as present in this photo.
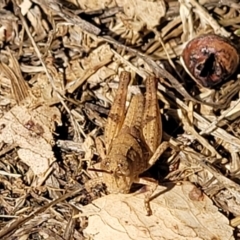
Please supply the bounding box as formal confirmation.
[0,0,240,239]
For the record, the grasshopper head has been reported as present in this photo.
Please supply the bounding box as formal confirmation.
[101,154,134,194]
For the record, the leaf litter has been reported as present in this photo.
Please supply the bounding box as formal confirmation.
[0,0,240,239]
[82,183,233,240]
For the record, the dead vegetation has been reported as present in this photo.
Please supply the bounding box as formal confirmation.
[0,0,240,239]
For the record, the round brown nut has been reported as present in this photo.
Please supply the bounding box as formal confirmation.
[182,34,239,88]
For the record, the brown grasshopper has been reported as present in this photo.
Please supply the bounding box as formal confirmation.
[96,71,170,215]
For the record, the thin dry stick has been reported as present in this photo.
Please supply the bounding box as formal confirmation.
[199,97,240,135]
[111,49,148,79]
[153,29,183,80]
[181,110,222,158]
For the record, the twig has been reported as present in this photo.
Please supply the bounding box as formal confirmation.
[199,97,240,135]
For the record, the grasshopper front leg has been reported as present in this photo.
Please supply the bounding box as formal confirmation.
[138,141,171,215]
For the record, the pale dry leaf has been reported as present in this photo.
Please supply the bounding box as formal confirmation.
[17,148,51,176]
[76,0,117,10]
[81,44,113,71]
[87,66,116,87]
[107,15,145,45]
[66,26,85,48]
[187,0,230,37]
[198,89,215,116]
[82,182,233,240]
[117,0,166,28]
[28,62,65,106]
[82,136,95,160]
[27,5,47,41]
[179,0,195,42]
[61,25,100,52]
[0,104,61,175]
[222,100,240,121]
[66,44,114,93]
[0,9,18,45]
[0,96,11,106]
[20,0,32,15]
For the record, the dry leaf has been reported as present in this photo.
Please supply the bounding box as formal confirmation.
[0,9,18,45]
[117,0,166,28]
[66,44,114,93]
[20,0,32,15]
[82,135,95,160]
[76,0,117,10]
[82,182,233,240]
[26,5,47,41]
[0,104,61,175]
[30,72,65,106]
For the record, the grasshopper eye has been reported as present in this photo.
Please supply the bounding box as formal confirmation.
[101,159,110,169]
[117,163,123,168]
[117,161,130,176]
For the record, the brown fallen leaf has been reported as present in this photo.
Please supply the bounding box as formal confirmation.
[82,182,233,240]
[0,104,61,175]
